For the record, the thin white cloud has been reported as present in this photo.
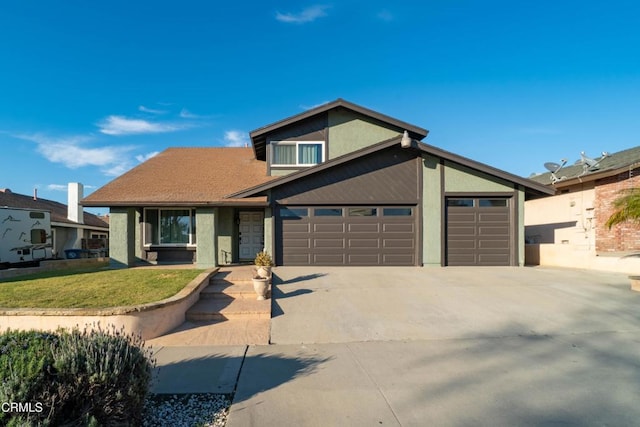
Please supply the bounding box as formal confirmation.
[98,115,185,136]
[138,105,167,114]
[276,5,330,24]
[47,183,96,191]
[179,108,200,119]
[16,133,138,178]
[224,130,249,147]
[135,151,159,163]
[47,184,68,192]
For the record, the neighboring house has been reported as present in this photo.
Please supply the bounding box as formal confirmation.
[525,146,640,271]
[83,99,552,268]
[0,183,109,258]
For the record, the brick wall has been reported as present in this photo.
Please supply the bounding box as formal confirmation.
[595,167,640,252]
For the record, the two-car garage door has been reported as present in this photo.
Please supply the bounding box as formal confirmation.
[278,206,417,266]
[276,197,513,266]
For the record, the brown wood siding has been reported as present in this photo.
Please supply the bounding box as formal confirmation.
[272,145,419,205]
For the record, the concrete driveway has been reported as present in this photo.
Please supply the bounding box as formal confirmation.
[270,266,640,344]
[227,267,640,426]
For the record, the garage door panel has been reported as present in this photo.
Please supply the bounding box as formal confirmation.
[285,223,311,233]
[383,239,414,248]
[448,212,476,222]
[349,238,380,248]
[283,238,311,248]
[479,213,509,222]
[447,239,476,249]
[348,254,380,265]
[314,254,345,264]
[284,253,311,264]
[448,226,476,236]
[348,223,380,233]
[383,254,415,265]
[383,223,414,233]
[478,226,509,235]
[314,239,345,248]
[314,223,345,233]
[478,254,510,265]
[479,239,510,249]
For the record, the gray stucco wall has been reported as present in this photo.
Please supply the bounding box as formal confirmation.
[421,154,442,267]
[517,187,525,266]
[328,109,401,159]
[264,207,274,262]
[109,207,136,269]
[217,207,235,265]
[196,207,217,269]
[444,162,514,192]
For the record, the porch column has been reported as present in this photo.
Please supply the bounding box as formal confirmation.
[196,207,217,269]
[109,207,136,269]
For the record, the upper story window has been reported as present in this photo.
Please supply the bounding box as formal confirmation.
[271,141,325,167]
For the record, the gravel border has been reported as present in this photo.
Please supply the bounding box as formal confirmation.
[143,393,231,427]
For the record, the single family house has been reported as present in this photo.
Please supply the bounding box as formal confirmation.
[525,146,640,270]
[0,183,109,258]
[83,99,553,268]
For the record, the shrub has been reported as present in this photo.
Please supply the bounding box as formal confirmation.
[254,251,273,267]
[0,325,156,426]
[0,330,59,426]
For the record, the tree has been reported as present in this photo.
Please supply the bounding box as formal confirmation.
[605,188,640,229]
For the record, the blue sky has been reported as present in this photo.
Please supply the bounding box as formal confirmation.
[1,1,639,213]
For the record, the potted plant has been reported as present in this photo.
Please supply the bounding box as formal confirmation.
[605,187,640,291]
[254,251,274,279]
[252,272,270,300]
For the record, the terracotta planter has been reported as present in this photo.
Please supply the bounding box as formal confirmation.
[630,276,640,292]
[252,277,270,300]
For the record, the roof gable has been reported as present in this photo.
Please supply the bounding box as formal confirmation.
[228,136,555,199]
[249,99,429,161]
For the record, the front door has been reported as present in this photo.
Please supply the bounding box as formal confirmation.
[239,211,264,261]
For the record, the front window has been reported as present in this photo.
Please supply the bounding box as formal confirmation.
[271,141,324,166]
[144,208,196,246]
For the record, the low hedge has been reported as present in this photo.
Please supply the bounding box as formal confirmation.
[0,326,156,426]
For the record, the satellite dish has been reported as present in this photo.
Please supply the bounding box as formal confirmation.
[543,158,567,183]
[544,162,562,173]
[579,151,609,174]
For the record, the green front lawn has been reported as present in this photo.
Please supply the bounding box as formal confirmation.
[0,268,204,309]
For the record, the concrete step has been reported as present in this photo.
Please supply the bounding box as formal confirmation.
[146,318,270,346]
[186,297,270,321]
[201,280,256,299]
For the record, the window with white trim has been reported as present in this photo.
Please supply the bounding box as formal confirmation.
[271,141,325,166]
[144,208,196,246]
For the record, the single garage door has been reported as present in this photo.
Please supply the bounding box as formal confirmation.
[446,197,512,266]
[278,206,417,266]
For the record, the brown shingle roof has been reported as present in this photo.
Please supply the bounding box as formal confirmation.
[83,147,274,207]
[0,189,108,228]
